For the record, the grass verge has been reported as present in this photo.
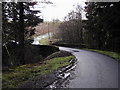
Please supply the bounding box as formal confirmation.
[2,55,75,88]
[82,48,120,60]
[39,36,49,45]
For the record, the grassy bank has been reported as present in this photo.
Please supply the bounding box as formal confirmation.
[3,51,75,88]
[82,49,120,60]
[39,36,49,45]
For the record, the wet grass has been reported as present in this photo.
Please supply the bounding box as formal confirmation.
[2,55,75,88]
[82,48,120,60]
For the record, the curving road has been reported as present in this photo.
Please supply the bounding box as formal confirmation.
[32,33,52,45]
[59,47,119,88]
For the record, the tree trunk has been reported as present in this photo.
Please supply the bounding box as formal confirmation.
[19,2,25,64]
[12,3,17,42]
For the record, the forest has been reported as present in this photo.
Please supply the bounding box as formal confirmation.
[54,2,120,53]
[2,2,44,67]
[2,2,120,67]
[1,1,120,89]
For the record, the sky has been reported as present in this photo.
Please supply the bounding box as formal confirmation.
[32,0,87,21]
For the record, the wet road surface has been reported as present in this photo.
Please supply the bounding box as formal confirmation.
[32,33,52,45]
[59,47,118,88]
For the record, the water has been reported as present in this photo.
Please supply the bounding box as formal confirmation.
[47,63,77,89]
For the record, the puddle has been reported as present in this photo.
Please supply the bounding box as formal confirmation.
[72,50,79,52]
[58,72,71,79]
[46,61,77,89]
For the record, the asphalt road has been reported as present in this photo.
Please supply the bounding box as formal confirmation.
[32,33,52,45]
[59,47,118,88]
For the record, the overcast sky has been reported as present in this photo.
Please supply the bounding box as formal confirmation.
[32,0,87,21]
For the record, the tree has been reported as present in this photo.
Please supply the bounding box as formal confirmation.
[19,2,24,64]
[56,5,83,44]
[2,2,43,66]
[84,2,120,52]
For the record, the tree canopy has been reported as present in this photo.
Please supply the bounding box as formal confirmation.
[2,2,43,66]
[84,2,120,52]
[53,2,120,53]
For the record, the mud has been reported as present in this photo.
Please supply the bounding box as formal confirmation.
[18,58,77,88]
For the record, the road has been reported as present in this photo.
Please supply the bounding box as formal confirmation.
[32,33,52,45]
[59,47,118,88]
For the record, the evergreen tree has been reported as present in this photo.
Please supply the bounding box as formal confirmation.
[2,2,43,66]
[84,2,120,52]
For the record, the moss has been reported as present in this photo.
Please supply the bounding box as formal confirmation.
[83,48,120,60]
[2,56,75,88]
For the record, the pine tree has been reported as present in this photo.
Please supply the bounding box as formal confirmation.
[2,2,43,66]
[84,2,120,52]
